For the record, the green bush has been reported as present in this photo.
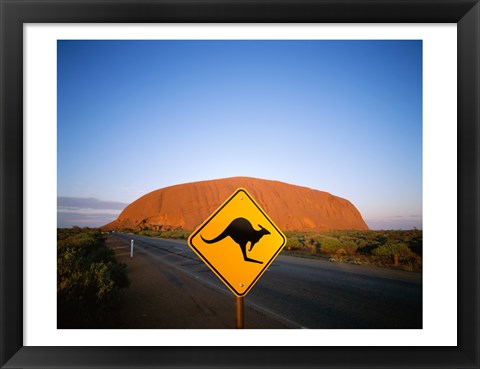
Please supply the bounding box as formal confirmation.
[318,237,342,254]
[286,237,303,251]
[57,228,129,328]
[357,240,381,254]
[132,228,191,240]
[282,229,422,270]
[371,240,416,259]
[317,238,358,255]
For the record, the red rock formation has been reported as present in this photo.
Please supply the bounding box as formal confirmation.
[102,177,368,232]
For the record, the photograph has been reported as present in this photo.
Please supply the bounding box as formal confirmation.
[57,39,423,329]
[1,0,479,367]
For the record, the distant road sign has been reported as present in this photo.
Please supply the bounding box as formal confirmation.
[188,188,286,297]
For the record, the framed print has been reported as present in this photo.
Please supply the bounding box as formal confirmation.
[1,0,479,368]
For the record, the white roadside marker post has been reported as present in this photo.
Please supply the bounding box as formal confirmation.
[130,240,134,257]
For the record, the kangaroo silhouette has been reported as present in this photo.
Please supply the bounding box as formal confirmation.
[201,217,270,264]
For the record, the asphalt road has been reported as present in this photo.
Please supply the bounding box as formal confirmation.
[111,233,422,329]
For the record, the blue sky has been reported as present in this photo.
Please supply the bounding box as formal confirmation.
[57,40,422,229]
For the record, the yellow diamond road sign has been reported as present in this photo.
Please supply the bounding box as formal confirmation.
[188,188,287,297]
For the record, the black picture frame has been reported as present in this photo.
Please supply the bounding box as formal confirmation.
[1,1,479,368]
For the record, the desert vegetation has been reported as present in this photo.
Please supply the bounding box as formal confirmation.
[57,227,129,328]
[283,229,422,272]
[123,228,192,240]
[113,227,421,271]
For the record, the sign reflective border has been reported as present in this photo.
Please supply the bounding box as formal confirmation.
[188,188,287,297]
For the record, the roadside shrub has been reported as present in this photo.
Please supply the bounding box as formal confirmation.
[286,237,303,251]
[317,237,357,255]
[283,229,422,271]
[131,228,190,240]
[317,237,341,254]
[372,240,416,259]
[407,231,423,256]
[357,241,381,255]
[57,228,129,328]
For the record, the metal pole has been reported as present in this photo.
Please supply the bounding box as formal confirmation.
[236,296,244,329]
[130,240,134,257]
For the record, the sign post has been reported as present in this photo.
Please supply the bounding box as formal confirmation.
[130,239,134,258]
[188,188,286,328]
[236,296,244,329]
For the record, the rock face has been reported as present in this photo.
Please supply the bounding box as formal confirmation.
[102,177,368,232]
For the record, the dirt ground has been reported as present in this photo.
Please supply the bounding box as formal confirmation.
[103,236,288,329]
